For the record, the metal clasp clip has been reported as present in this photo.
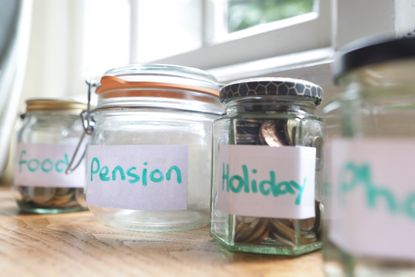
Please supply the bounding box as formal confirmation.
[65,80,98,174]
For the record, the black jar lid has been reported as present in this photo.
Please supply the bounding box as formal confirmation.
[220,77,323,105]
[333,36,415,82]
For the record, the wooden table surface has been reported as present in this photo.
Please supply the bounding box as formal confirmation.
[0,188,323,276]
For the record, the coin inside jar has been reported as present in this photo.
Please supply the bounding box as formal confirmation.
[17,186,84,209]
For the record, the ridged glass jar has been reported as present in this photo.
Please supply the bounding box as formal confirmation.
[85,64,223,232]
[211,78,324,255]
[14,99,87,214]
[324,36,415,276]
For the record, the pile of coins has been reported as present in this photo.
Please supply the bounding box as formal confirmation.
[17,186,86,211]
[232,118,322,247]
[234,201,322,246]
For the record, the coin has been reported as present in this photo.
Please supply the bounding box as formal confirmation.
[259,120,284,146]
[29,187,56,205]
[17,186,86,209]
[235,216,270,243]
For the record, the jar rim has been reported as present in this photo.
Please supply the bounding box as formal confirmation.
[96,64,221,97]
[25,98,87,113]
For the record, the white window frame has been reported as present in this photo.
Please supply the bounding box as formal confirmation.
[140,0,333,70]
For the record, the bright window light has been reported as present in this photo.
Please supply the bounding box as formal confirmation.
[82,0,131,78]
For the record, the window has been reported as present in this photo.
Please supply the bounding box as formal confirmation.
[81,0,332,77]
[215,0,315,39]
[227,0,314,33]
[142,0,332,69]
[128,0,203,64]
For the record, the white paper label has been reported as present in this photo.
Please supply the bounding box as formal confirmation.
[86,145,188,211]
[14,143,85,188]
[329,139,415,261]
[216,145,316,219]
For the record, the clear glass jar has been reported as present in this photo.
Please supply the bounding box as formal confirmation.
[85,64,223,232]
[324,36,415,276]
[211,78,323,255]
[14,99,87,214]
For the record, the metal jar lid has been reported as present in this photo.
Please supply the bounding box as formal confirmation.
[25,98,86,113]
[333,36,415,82]
[220,77,323,105]
[96,64,221,98]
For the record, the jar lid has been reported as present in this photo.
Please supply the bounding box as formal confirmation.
[333,36,415,82]
[96,64,220,98]
[220,78,323,105]
[25,98,86,112]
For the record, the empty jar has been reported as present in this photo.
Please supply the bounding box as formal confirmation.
[211,78,324,255]
[84,64,223,231]
[14,99,87,214]
[324,36,415,276]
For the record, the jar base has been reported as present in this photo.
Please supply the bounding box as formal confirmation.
[90,207,209,232]
[324,244,415,276]
[17,201,87,214]
[211,232,321,256]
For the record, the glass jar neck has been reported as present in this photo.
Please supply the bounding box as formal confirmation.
[224,97,317,117]
[97,89,223,115]
[340,60,415,100]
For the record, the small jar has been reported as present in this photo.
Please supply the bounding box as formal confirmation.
[211,78,323,255]
[324,37,415,276]
[14,99,87,214]
[85,64,223,232]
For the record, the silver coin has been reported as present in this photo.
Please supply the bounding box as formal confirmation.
[29,187,56,205]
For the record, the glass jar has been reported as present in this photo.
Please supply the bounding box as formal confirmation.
[324,36,415,276]
[84,64,223,232]
[14,99,87,214]
[211,78,324,255]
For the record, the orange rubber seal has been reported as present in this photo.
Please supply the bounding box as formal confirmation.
[96,75,220,97]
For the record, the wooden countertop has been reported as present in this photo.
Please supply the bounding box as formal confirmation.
[0,188,323,276]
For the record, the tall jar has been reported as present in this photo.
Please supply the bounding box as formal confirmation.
[324,36,415,276]
[85,64,223,232]
[14,99,87,214]
[211,78,324,255]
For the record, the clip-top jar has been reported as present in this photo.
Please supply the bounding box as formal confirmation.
[324,37,415,276]
[84,64,223,232]
[14,99,87,214]
[211,78,323,255]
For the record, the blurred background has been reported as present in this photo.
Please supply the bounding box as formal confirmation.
[21,0,324,100]
[1,0,415,182]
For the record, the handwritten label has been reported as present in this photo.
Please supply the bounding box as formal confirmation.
[329,139,415,261]
[217,145,316,219]
[14,144,85,188]
[86,145,188,211]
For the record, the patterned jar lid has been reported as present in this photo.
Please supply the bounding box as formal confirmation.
[220,77,323,105]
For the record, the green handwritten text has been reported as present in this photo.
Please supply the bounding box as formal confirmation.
[18,150,70,174]
[338,162,415,220]
[221,163,307,205]
[90,157,183,186]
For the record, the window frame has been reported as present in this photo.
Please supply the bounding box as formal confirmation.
[135,0,333,70]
